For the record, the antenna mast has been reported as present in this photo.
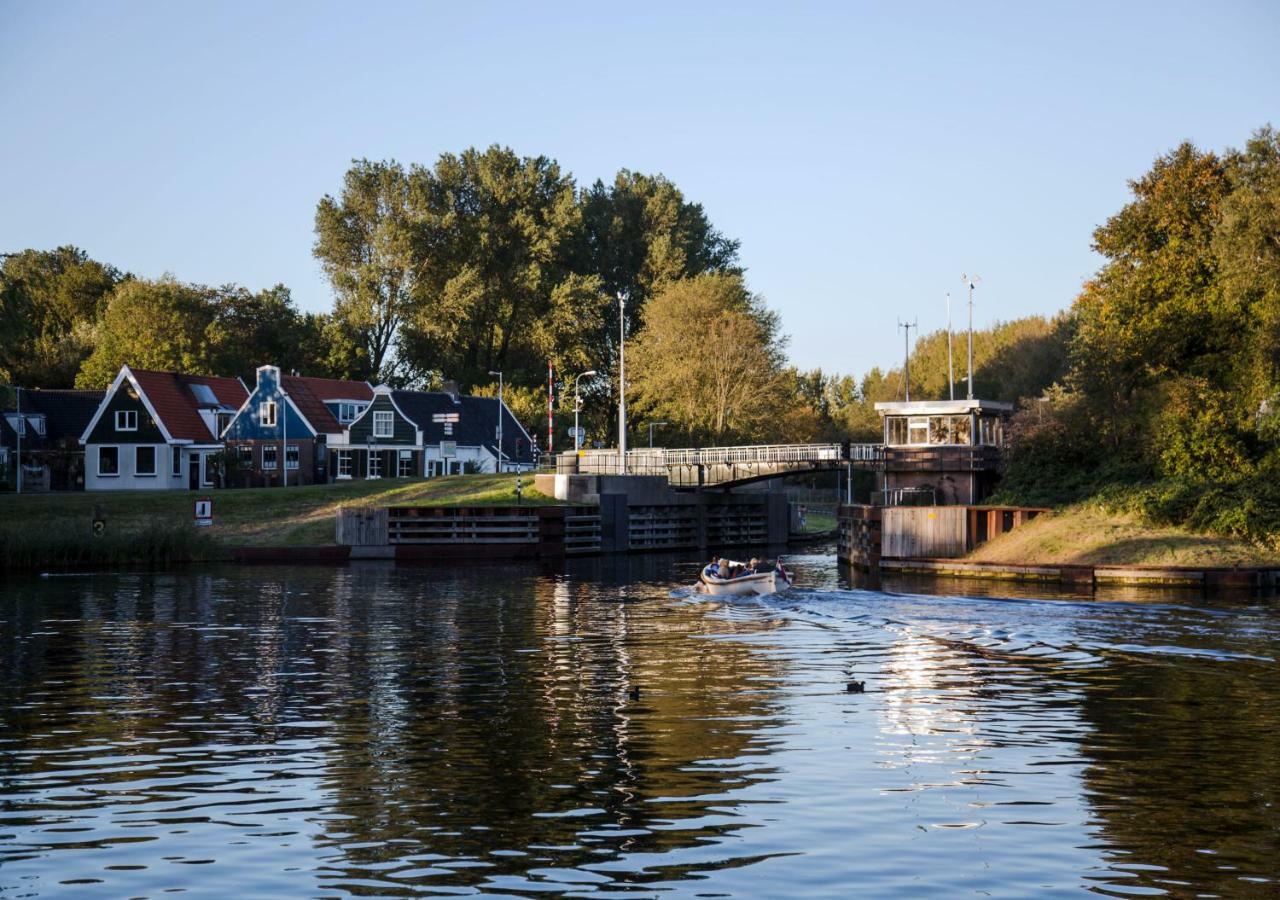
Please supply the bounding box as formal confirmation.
[946,292,955,401]
[961,273,980,400]
[897,318,918,402]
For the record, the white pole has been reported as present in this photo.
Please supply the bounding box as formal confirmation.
[281,384,287,488]
[488,369,504,473]
[573,370,597,453]
[946,292,955,401]
[14,385,22,495]
[618,292,628,473]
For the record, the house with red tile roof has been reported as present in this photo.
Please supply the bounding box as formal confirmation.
[79,365,249,490]
[220,365,373,486]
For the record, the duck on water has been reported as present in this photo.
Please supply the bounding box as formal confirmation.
[697,557,794,596]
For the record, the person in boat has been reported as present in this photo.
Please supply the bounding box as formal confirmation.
[716,557,732,578]
[748,557,763,574]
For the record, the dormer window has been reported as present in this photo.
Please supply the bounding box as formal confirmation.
[337,401,366,424]
[115,410,138,431]
[260,401,277,427]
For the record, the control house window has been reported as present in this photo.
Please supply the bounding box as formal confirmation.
[373,411,394,438]
[135,446,156,476]
[368,451,382,478]
[98,446,120,476]
[260,401,277,427]
[238,445,253,467]
[336,450,352,478]
[262,445,278,470]
[172,446,183,476]
[397,450,414,477]
[115,410,138,431]
[286,445,299,470]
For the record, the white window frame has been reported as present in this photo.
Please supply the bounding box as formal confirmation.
[262,444,278,470]
[200,452,213,487]
[238,445,253,467]
[260,401,277,427]
[367,450,382,478]
[373,410,394,438]
[115,410,138,431]
[397,450,414,477]
[336,450,352,479]
[134,445,157,477]
[906,416,929,446]
[97,445,120,477]
[286,444,300,470]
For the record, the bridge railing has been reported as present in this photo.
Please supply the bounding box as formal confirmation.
[566,442,884,483]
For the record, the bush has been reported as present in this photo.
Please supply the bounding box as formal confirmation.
[1101,476,1280,546]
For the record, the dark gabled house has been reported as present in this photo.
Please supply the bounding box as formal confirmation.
[329,383,535,480]
[220,365,373,486]
[79,365,249,491]
[1,389,105,491]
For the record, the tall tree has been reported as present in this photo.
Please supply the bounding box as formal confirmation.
[0,246,122,387]
[313,160,415,384]
[76,278,219,388]
[397,146,591,388]
[628,273,793,444]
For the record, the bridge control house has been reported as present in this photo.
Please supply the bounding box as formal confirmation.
[873,399,1013,505]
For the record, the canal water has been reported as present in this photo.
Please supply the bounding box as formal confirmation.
[1,551,1277,898]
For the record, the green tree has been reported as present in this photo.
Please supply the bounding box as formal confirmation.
[313,159,415,383]
[629,274,794,444]
[76,278,219,388]
[0,246,123,387]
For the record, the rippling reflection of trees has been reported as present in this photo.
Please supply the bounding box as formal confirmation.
[0,564,792,894]
[1072,637,1280,896]
[314,562,791,892]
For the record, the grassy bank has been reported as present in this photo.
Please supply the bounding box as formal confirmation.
[967,500,1280,568]
[0,474,557,569]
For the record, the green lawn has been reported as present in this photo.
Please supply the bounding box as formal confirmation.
[0,474,559,550]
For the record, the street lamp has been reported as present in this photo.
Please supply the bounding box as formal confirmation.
[488,370,503,473]
[573,370,598,452]
[617,292,628,473]
[647,421,669,448]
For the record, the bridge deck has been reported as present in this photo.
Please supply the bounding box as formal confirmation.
[564,443,884,487]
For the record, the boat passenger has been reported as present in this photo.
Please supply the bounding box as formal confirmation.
[716,558,732,578]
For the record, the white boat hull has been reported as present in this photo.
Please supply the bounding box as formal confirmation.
[698,569,790,597]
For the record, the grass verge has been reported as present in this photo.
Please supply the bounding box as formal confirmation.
[0,474,559,570]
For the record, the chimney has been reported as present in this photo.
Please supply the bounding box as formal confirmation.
[443,379,461,405]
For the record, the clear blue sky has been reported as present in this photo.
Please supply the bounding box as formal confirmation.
[2,1,1277,377]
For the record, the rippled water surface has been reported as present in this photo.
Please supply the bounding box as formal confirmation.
[2,552,1279,897]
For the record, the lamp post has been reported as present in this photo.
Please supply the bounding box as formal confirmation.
[617,292,628,473]
[573,370,598,452]
[488,370,503,473]
[647,421,668,448]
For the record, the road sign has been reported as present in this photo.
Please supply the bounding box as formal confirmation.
[567,426,585,440]
[439,440,457,458]
[194,497,213,527]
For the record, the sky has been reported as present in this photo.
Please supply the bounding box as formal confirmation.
[2,1,1277,378]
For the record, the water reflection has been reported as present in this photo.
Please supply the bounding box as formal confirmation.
[1,556,1278,897]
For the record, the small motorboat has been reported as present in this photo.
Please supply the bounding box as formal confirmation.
[697,560,793,597]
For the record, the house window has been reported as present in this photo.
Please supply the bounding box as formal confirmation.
[98,446,119,476]
[262,445,278,469]
[238,445,253,467]
[115,410,138,431]
[338,402,366,424]
[260,401,277,427]
[286,445,299,470]
[14,416,24,436]
[135,446,157,476]
[373,411,394,438]
[907,417,929,445]
[336,450,352,478]
[216,412,233,436]
[172,446,183,476]
[29,416,45,436]
[368,451,382,478]
[397,450,415,477]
